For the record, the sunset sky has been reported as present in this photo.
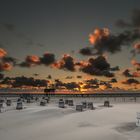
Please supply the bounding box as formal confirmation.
[0,0,140,90]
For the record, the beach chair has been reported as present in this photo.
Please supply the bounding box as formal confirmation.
[35,97,39,101]
[0,99,4,103]
[104,101,110,107]
[40,99,47,106]
[136,112,140,126]
[6,99,12,106]
[16,101,23,110]
[59,99,63,102]
[0,103,5,113]
[68,100,74,106]
[44,97,49,103]
[76,104,83,111]
[65,99,68,104]
[87,102,94,110]
[0,103,6,113]
[27,98,31,103]
[17,98,22,102]
[82,101,87,108]
[59,100,65,108]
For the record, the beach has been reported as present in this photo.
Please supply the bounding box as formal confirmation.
[0,99,140,140]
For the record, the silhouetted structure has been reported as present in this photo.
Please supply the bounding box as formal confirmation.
[136,112,140,127]
[16,101,23,110]
[40,99,47,106]
[59,100,65,108]
[0,99,4,103]
[44,88,55,93]
[27,98,31,103]
[0,103,3,111]
[65,99,68,104]
[82,101,87,108]
[6,99,12,106]
[42,97,50,103]
[104,101,110,107]
[68,100,74,106]
[59,99,63,102]
[76,104,83,111]
[87,102,94,110]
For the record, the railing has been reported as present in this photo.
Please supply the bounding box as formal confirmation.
[0,92,140,97]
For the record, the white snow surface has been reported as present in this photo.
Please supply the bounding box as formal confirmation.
[0,99,140,140]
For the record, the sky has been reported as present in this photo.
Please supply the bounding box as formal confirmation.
[0,0,140,89]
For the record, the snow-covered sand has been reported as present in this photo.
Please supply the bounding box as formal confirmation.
[0,99,140,140]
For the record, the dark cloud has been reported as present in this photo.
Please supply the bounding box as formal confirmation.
[54,79,80,90]
[122,78,139,84]
[19,62,31,67]
[40,52,55,65]
[110,78,117,83]
[116,9,140,28]
[80,56,114,77]
[122,69,133,77]
[61,55,75,71]
[65,76,73,79]
[80,28,140,55]
[77,75,82,79]
[102,70,115,77]
[54,79,65,89]
[114,9,140,56]
[110,66,120,71]
[1,76,48,87]
[82,79,100,89]
[95,29,140,54]
[79,47,94,56]
[33,73,39,76]
[47,74,52,79]
[64,82,80,90]
[0,76,12,85]
[53,54,75,71]
[19,53,55,67]
[85,79,99,85]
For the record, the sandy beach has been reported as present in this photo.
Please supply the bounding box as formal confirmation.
[0,99,140,140]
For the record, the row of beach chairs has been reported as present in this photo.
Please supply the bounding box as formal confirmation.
[58,99,110,111]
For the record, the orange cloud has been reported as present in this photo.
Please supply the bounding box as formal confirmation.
[26,55,40,64]
[133,71,140,77]
[131,59,140,68]
[134,43,140,51]
[0,48,7,58]
[89,28,110,44]
[0,62,12,71]
[52,54,75,71]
